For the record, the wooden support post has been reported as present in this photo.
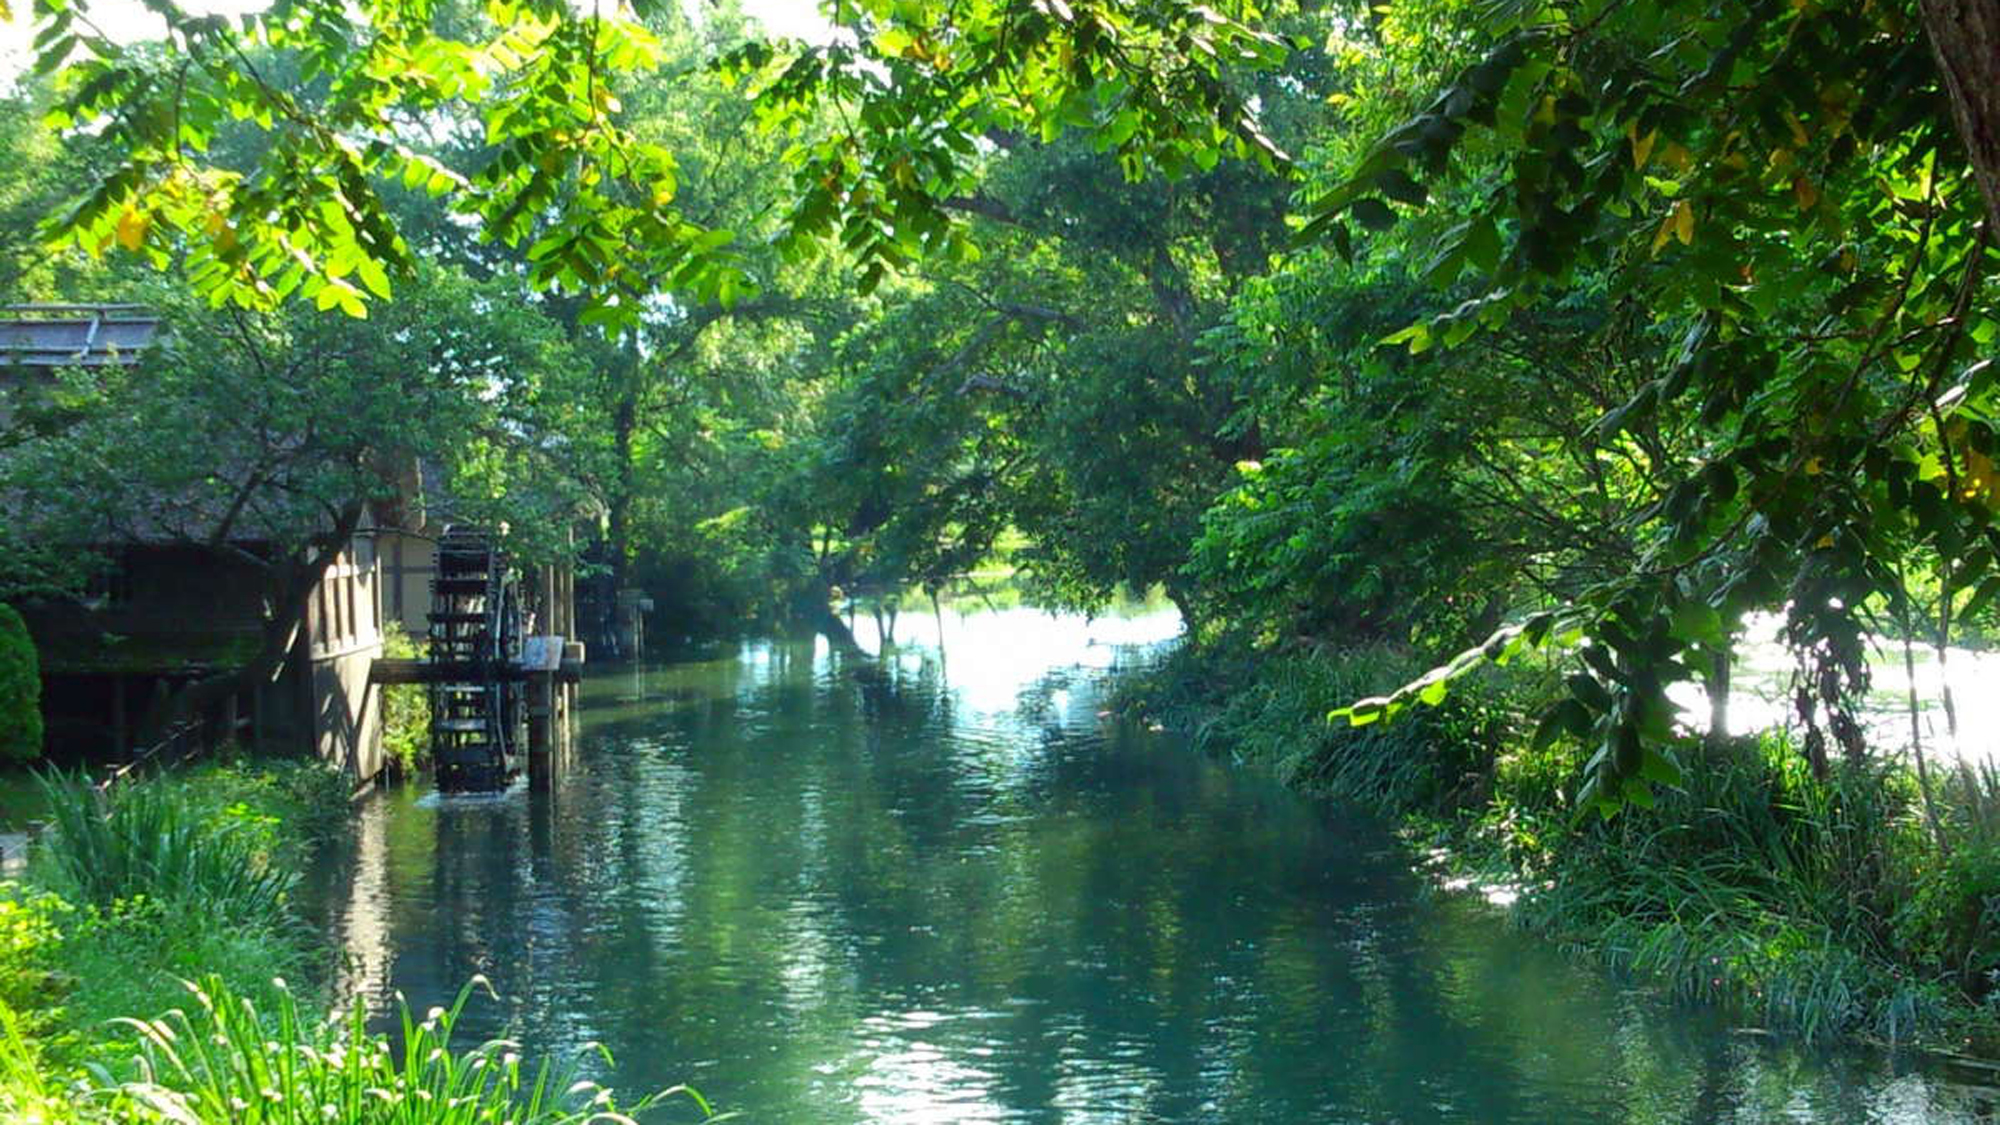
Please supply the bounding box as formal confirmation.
[527,670,553,793]
[542,564,555,636]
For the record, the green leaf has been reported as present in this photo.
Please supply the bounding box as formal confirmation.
[1382,323,1432,355]
[1668,600,1724,646]
[1350,198,1397,232]
[355,256,392,299]
[1565,672,1610,711]
[1374,168,1428,207]
[1532,698,1592,749]
[1621,778,1656,808]
[1962,574,2000,621]
[1638,747,1683,787]
[1462,217,1502,274]
[1339,697,1391,726]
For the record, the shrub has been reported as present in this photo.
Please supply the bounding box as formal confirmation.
[1898,840,2000,1002]
[163,755,352,855]
[0,605,41,763]
[0,885,72,1038]
[0,997,99,1124]
[380,622,431,776]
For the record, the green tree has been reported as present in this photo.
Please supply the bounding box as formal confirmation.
[1288,0,2000,811]
[0,604,41,762]
[0,264,578,732]
[26,0,1288,327]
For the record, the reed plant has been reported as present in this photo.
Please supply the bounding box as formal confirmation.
[32,772,297,926]
[1141,637,2000,1045]
[1489,732,1961,1044]
[114,974,715,1125]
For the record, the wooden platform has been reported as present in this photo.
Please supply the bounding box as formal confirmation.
[369,659,582,685]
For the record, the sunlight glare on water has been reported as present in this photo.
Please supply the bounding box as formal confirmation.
[1668,610,2000,764]
[316,590,2000,1124]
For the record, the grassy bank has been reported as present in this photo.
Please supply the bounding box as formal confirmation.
[1,758,349,1074]
[0,757,696,1122]
[1124,641,2000,1051]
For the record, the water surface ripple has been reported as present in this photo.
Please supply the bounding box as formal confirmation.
[319,600,1998,1123]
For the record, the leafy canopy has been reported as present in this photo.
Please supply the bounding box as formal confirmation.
[1299,0,2000,813]
[29,0,1293,325]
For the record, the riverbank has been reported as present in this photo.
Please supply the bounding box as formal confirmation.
[1120,639,2000,1053]
[0,757,694,1123]
[0,758,349,1086]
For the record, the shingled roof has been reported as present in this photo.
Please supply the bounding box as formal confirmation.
[0,304,161,367]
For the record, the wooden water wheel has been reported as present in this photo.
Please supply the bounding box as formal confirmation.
[427,527,525,792]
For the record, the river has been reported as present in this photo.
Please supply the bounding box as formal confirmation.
[318,595,2000,1123]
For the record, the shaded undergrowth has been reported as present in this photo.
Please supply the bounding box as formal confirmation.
[1124,639,2000,1050]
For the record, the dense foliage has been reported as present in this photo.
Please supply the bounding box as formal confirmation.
[0,605,40,763]
[4,0,2000,1050]
[14,0,1997,801]
[1291,0,2000,817]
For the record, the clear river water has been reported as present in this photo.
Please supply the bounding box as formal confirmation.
[314,596,2000,1123]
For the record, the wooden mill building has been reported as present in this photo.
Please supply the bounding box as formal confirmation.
[1,305,390,776]
[3,304,587,783]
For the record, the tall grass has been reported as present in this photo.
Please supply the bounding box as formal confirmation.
[33,773,297,925]
[1137,636,2000,1046]
[13,763,341,1072]
[115,975,715,1124]
[1493,734,1949,1043]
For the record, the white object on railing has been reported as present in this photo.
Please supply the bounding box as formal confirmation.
[521,635,564,671]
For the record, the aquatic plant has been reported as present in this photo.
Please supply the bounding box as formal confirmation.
[115,975,716,1125]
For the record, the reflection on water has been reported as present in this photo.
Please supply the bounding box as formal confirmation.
[319,596,2000,1123]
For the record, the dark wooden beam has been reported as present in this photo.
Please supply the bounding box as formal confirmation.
[369,659,581,685]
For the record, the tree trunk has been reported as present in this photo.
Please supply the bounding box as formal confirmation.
[137,501,366,754]
[1895,576,1951,856]
[1703,647,1730,751]
[1922,0,2000,232]
[1935,557,1962,747]
[607,372,639,616]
